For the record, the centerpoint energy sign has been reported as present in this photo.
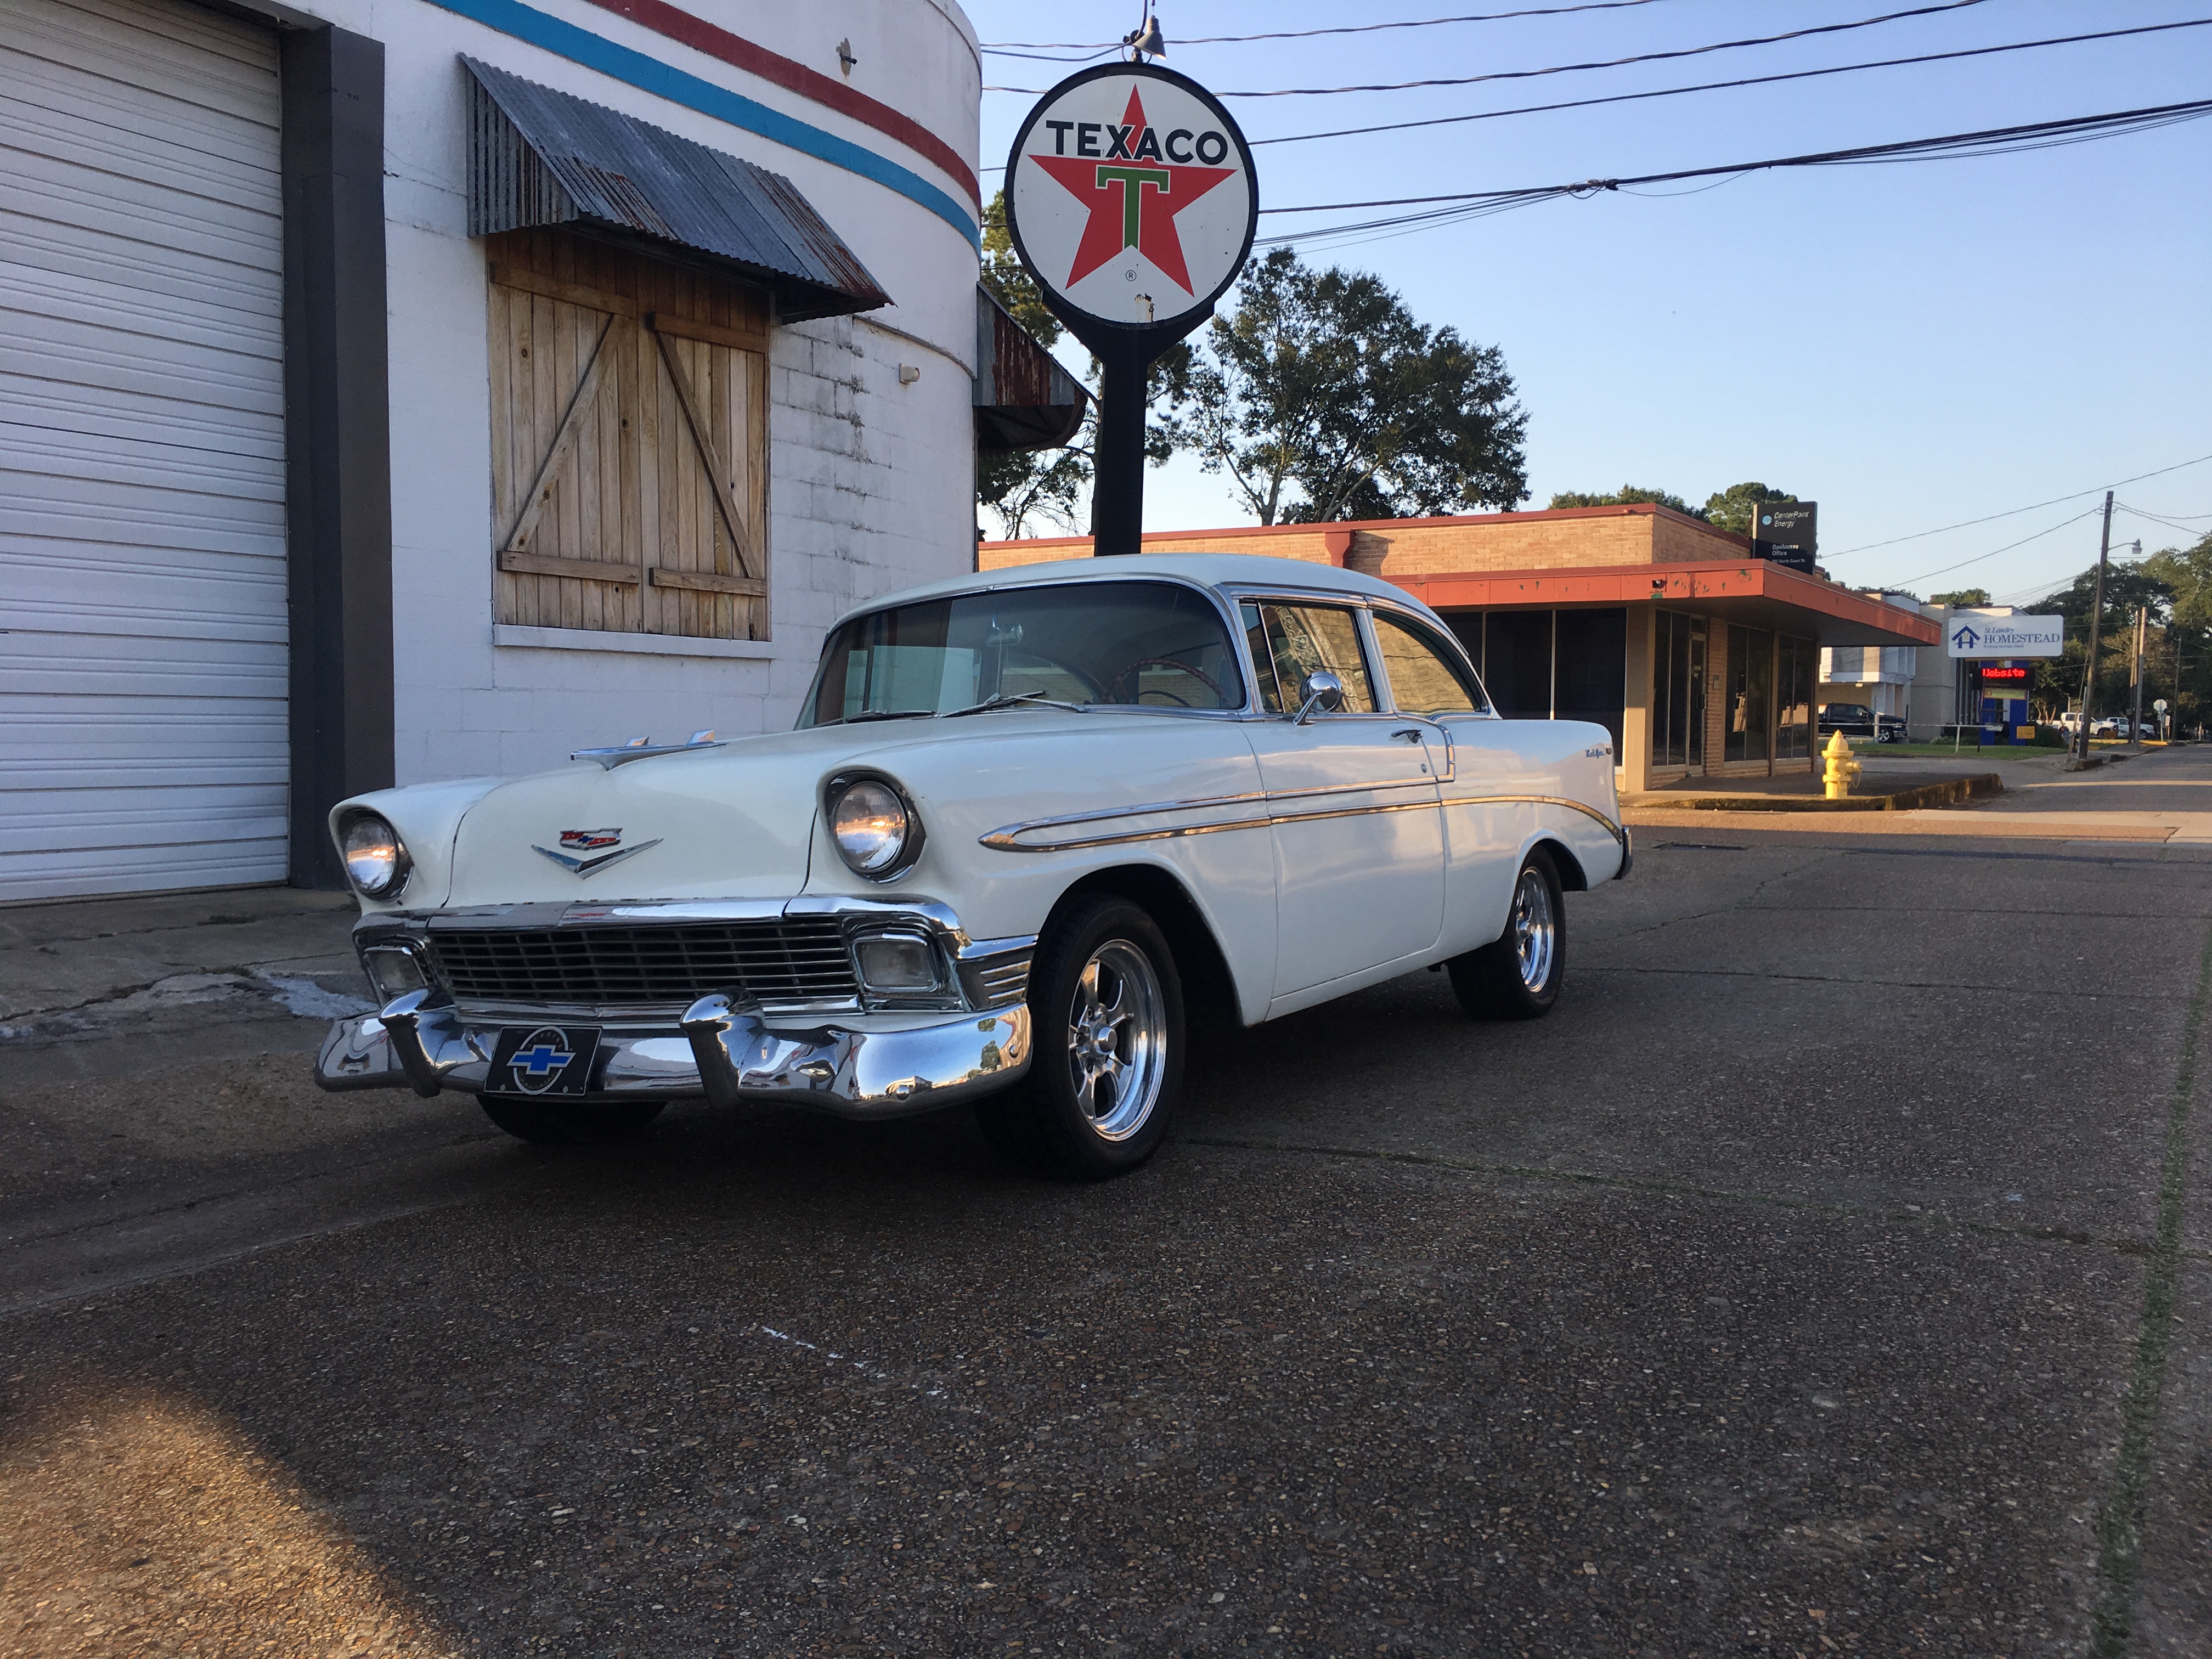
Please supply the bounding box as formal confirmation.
[1946,616,2064,657]
[1005,63,1257,555]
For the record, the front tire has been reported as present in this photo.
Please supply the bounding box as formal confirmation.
[1448,849,1566,1021]
[479,1098,665,1145]
[976,896,1183,1181]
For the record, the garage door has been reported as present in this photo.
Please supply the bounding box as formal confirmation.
[0,0,286,901]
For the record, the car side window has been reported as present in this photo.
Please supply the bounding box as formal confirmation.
[1241,601,1378,714]
[1373,611,1487,715]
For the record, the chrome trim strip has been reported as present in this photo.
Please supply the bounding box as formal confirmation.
[1437,792,1629,846]
[981,791,1626,854]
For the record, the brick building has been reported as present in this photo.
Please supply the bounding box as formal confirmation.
[979,504,1940,794]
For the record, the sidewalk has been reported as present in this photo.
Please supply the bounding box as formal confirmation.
[0,883,367,1086]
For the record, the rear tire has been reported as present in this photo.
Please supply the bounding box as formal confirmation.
[975,895,1183,1181]
[1448,848,1566,1021]
[478,1098,665,1145]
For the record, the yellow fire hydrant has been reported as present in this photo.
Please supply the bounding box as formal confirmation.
[1822,728,1862,799]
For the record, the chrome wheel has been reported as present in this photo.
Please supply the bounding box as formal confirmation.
[1511,868,1556,992]
[1066,939,1167,1141]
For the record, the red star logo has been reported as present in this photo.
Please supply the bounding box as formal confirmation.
[1026,87,1237,295]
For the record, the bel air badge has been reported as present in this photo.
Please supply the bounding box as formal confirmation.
[533,827,661,877]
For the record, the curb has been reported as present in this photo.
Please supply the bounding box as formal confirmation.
[1623,773,2005,814]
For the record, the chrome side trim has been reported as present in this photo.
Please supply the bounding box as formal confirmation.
[981,790,1626,855]
[1437,792,1629,848]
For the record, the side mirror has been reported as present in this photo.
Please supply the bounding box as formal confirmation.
[1293,669,1345,725]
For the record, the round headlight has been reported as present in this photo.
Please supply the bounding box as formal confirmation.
[340,812,410,898]
[829,777,916,878]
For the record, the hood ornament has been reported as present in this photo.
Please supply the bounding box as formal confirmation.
[533,828,662,878]
[571,730,723,770]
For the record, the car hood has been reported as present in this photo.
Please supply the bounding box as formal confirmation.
[440,724,890,907]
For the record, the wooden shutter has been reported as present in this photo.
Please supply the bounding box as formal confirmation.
[486,229,768,641]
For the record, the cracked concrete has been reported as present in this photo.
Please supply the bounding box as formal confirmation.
[0,885,366,1087]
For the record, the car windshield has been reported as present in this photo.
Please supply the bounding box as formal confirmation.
[801,580,1246,727]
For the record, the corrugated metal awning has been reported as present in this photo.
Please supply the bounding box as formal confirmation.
[463,58,890,322]
[974,286,1088,452]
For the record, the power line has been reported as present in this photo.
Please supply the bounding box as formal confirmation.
[982,0,1682,54]
[1829,453,2212,556]
[1252,98,2212,245]
[2118,502,2212,537]
[1243,19,2212,150]
[1889,507,2106,589]
[986,0,1989,97]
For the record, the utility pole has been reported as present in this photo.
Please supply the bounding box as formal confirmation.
[2129,603,2147,749]
[2074,490,2114,763]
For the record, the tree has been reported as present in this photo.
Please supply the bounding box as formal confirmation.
[1701,481,1797,536]
[2028,558,2176,721]
[1549,486,1700,516]
[977,191,1192,539]
[1929,588,1991,607]
[1165,247,1527,525]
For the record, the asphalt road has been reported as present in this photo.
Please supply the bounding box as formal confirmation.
[5,810,2212,1658]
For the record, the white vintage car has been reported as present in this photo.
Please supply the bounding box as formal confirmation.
[315,555,1627,1178]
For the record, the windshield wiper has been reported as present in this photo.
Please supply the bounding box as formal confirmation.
[831,708,934,725]
[943,691,1092,719]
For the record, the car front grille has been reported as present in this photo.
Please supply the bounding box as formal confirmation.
[426,921,861,1011]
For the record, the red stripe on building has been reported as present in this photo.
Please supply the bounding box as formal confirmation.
[583,0,979,207]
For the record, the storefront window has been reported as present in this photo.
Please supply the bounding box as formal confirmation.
[1555,607,1626,753]
[1725,625,1773,763]
[1483,611,1554,721]
[1776,635,1814,758]
[1654,610,1705,769]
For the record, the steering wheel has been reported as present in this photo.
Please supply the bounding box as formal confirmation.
[1108,656,1227,707]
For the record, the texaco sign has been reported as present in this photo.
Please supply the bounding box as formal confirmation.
[1005,64,1259,337]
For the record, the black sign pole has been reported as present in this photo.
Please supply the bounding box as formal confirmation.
[1085,326,1151,556]
[1002,63,1257,558]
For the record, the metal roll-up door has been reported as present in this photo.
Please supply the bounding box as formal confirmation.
[0,0,286,901]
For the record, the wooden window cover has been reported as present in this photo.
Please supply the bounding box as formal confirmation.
[487,228,769,641]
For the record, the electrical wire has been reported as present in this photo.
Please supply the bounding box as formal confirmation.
[1829,454,2212,556]
[982,0,1683,53]
[1888,507,2105,589]
[985,0,1990,97]
[1241,19,2212,149]
[1252,98,2212,247]
[2118,503,2212,537]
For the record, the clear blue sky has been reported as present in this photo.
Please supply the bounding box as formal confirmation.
[967,0,2212,605]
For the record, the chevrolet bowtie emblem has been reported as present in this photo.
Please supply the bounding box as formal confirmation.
[533,830,661,877]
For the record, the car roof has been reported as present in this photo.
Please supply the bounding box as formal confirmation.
[827,553,1423,630]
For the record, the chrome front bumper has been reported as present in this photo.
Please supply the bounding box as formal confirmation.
[315,991,1031,1120]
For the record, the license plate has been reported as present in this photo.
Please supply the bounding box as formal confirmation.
[487,1025,600,1096]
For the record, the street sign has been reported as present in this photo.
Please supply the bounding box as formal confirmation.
[1005,63,1257,555]
[1945,614,2063,657]
[1751,501,1816,572]
[2156,698,2170,712]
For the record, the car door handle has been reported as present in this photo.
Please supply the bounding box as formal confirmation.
[1390,727,1426,743]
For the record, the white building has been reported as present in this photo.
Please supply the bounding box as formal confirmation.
[1821,602,2029,738]
[3,0,1074,900]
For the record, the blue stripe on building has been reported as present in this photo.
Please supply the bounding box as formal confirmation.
[423,0,980,248]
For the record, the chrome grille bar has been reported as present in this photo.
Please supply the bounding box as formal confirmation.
[425,920,861,1009]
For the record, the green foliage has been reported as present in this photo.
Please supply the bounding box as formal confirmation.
[1548,486,1701,516]
[1701,481,1797,536]
[2027,552,2192,724]
[1929,588,1992,607]
[1164,247,1528,525]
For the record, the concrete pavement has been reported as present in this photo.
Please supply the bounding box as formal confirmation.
[4,789,2211,1657]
